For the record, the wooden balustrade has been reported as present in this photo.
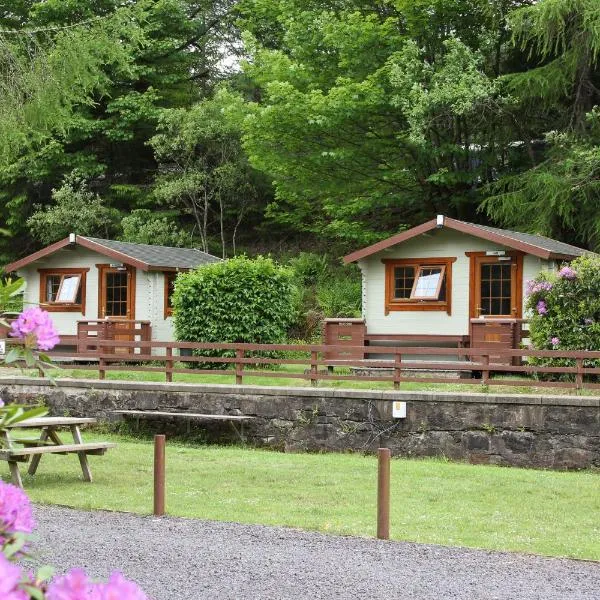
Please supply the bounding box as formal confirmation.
[4,338,600,392]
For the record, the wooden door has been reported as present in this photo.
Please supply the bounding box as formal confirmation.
[97,265,135,353]
[470,254,523,319]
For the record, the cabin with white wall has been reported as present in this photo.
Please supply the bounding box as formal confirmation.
[3,235,220,350]
[328,216,588,356]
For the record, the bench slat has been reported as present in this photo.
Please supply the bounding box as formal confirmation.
[113,410,254,421]
[0,442,116,458]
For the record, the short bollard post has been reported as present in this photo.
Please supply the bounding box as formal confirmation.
[154,434,166,516]
[377,447,391,540]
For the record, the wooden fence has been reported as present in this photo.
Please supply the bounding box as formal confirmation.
[6,339,600,392]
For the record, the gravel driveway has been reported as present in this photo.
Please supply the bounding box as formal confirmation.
[31,505,599,600]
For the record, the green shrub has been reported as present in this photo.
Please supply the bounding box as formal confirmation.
[526,254,600,372]
[315,276,361,318]
[172,256,299,364]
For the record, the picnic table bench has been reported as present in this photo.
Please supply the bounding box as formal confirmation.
[0,417,116,488]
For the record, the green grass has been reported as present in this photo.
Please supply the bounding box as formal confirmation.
[7,433,599,560]
[2,364,594,395]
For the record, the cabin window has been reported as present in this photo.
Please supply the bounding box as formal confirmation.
[164,272,177,318]
[383,258,455,314]
[39,268,88,312]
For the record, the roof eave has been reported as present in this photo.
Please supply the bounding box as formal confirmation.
[4,237,74,272]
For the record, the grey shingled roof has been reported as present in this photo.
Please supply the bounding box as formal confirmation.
[455,221,589,258]
[81,237,221,269]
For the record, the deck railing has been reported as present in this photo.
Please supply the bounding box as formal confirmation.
[4,339,600,392]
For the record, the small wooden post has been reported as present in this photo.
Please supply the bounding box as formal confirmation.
[377,448,391,540]
[99,357,106,380]
[393,352,402,390]
[235,348,245,385]
[575,358,584,391]
[310,350,318,387]
[165,347,173,383]
[154,434,166,516]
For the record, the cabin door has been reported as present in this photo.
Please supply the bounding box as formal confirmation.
[470,254,523,319]
[97,265,135,353]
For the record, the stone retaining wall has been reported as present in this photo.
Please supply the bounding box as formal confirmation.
[1,377,599,469]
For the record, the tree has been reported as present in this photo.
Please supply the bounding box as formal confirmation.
[0,0,240,262]
[236,0,531,249]
[27,173,120,244]
[482,0,600,250]
[151,88,262,257]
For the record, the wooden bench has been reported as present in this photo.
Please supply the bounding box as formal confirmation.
[1,417,115,488]
[0,442,115,461]
[112,410,254,440]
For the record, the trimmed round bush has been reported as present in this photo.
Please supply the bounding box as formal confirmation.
[172,256,299,348]
[526,254,600,355]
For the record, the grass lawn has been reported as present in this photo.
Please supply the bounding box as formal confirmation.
[2,365,595,395]
[6,433,599,561]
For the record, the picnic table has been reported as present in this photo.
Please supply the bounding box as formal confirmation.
[0,417,116,488]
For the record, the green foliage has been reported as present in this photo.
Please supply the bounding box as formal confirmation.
[526,255,600,357]
[120,209,191,247]
[0,276,25,315]
[172,256,299,357]
[27,173,120,243]
[315,276,361,319]
[150,89,264,256]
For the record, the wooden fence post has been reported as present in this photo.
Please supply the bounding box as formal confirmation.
[235,348,245,385]
[165,347,173,383]
[481,353,490,385]
[154,434,166,516]
[310,350,318,387]
[393,352,402,390]
[377,448,391,540]
[575,358,584,391]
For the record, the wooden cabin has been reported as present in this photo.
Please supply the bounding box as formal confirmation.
[3,235,220,351]
[327,216,588,358]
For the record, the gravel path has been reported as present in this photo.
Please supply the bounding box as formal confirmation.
[31,505,599,600]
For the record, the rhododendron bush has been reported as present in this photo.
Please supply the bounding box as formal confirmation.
[526,254,600,366]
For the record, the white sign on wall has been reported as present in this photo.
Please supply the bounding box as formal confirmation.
[392,401,407,419]
[0,339,5,357]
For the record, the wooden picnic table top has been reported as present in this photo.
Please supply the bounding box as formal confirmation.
[5,416,97,428]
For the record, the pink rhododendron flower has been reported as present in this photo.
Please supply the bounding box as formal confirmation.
[47,570,149,600]
[0,553,28,600]
[46,569,98,600]
[9,307,60,351]
[536,300,548,315]
[558,266,577,280]
[526,280,553,295]
[98,572,149,600]
[0,481,35,542]
[551,337,560,347]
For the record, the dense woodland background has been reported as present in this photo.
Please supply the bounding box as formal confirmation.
[1,0,599,267]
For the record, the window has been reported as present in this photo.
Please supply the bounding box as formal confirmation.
[383,258,455,314]
[39,269,88,312]
[164,272,177,318]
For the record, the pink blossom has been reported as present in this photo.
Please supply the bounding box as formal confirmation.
[47,570,148,600]
[551,337,560,347]
[46,569,98,600]
[0,553,28,600]
[536,300,548,315]
[9,307,60,351]
[98,572,149,600]
[0,481,35,543]
[558,266,577,280]
[526,280,553,295]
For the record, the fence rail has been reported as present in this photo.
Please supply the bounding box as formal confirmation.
[3,339,600,391]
